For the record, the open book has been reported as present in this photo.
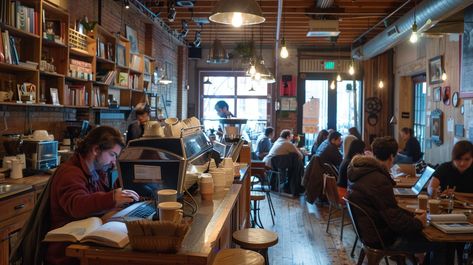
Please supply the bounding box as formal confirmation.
[430,214,473,234]
[44,217,129,248]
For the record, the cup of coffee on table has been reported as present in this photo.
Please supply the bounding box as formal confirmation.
[428,199,441,214]
[418,194,428,210]
[157,189,177,203]
[158,202,183,223]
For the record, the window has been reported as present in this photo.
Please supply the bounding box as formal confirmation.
[413,75,427,152]
[200,71,268,142]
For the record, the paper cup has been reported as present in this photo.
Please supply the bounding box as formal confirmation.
[157,189,177,203]
[200,174,214,200]
[158,202,183,223]
[418,194,428,210]
[428,199,441,214]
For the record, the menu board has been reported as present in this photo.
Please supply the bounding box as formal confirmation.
[302,98,320,134]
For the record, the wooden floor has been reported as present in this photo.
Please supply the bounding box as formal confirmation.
[256,193,360,265]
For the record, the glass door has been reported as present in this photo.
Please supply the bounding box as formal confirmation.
[303,80,328,148]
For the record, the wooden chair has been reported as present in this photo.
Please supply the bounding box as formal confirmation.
[343,197,418,265]
[213,248,265,265]
[323,175,350,241]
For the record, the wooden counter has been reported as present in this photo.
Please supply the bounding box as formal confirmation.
[67,183,245,265]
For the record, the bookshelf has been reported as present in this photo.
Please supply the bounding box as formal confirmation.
[0,0,150,112]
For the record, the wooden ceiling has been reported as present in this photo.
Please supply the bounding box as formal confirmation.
[139,0,420,48]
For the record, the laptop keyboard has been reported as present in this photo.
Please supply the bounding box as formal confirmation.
[127,202,155,218]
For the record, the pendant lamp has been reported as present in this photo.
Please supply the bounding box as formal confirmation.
[203,77,212,85]
[206,39,229,64]
[209,0,265,27]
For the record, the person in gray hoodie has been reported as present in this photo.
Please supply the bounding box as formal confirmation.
[347,136,444,264]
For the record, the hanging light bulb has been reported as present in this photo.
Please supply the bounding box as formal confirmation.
[441,70,447,81]
[336,74,342,82]
[410,21,418,43]
[348,63,355,76]
[231,12,243,27]
[330,80,336,90]
[249,64,256,76]
[280,38,288,59]
[378,80,384,89]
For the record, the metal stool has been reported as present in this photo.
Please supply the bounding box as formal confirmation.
[250,191,266,228]
[233,228,278,265]
[212,248,264,265]
[251,174,275,225]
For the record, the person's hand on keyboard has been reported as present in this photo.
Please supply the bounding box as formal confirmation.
[114,188,140,207]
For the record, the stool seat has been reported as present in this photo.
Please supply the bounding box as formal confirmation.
[213,249,264,265]
[250,191,266,201]
[233,228,278,249]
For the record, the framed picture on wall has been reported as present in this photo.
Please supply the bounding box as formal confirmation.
[461,5,473,98]
[429,56,444,85]
[433,87,441,102]
[50,88,59,105]
[116,44,126,67]
[125,25,138,53]
[431,108,443,146]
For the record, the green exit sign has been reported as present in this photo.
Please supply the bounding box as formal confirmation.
[324,61,335,70]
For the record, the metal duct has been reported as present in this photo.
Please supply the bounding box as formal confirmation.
[352,0,473,60]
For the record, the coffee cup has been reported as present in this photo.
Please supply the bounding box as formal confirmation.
[414,209,426,215]
[200,173,214,201]
[418,194,428,210]
[158,202,183,223]
[428,199,441,214]
[157,189,177,203]
[222,157,233,169]
[210,171,226,190]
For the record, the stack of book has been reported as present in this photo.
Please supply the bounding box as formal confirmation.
[96,70,116,85]
[69,59,93,80]
[0,30,20,64]
[0,2,39,35]
[65,84,87,106]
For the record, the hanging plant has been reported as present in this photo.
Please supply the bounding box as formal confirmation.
[233,41,255,63]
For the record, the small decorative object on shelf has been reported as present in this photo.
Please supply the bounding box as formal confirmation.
[17,82,36,103]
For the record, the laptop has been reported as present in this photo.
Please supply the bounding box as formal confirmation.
[109,201,156,222]
[393,166,435,197]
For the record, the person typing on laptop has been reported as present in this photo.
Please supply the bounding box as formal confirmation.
[46,126,139,265]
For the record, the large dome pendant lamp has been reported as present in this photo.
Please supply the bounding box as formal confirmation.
[209,0,265,27]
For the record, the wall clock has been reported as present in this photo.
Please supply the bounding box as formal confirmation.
[452,91,459,107]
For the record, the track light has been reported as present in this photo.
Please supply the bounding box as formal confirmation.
[330,80,336,90]
[180,20,189,38]
[280,38,288,59]
[410,21,418,43]
[193,31,201,47]
[124,0,130,9]
[168,3,177,22]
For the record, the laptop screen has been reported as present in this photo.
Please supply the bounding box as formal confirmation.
[412,166,435,193]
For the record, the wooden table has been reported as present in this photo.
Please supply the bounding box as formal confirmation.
[397,197,473,243]
[67,183,245,265]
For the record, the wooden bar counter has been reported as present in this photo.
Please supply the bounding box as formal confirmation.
[66,167,250,265]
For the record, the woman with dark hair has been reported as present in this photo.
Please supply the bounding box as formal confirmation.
[338,139,365,193]
[348,127,362,140]
[397,127,422,163]
[310,129,329,156]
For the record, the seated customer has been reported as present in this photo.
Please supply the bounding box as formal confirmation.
[428,140,473,196]
[310,129,328,157]
[255,127,274,160]
[263,129,302,167]
[126,103,150,143]
[396,127,421,163]
[338,139,365,199]
[315,131,343,168]
[347,137,432,262]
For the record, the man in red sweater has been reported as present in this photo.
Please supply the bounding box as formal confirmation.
[46,126,139,265]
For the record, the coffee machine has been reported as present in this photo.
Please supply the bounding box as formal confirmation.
[22,140,58,171]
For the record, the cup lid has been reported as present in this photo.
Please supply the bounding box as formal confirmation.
[158,202,182,210]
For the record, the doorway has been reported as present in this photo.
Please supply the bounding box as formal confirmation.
[298,74,363,148]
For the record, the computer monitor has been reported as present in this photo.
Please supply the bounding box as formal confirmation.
[117,146,186,199]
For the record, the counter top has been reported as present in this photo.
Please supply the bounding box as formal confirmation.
[0,175,49,200]
[67,183,243,264]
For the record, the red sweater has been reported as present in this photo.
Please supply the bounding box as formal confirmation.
[45,153,115,265]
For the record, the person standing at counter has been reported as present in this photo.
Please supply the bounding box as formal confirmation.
[11,126,140,265]
[214,100,234,118]
[126,103,150,143]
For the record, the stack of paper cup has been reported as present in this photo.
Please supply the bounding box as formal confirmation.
[223,167,234,187]
[209,159,217,170]
[233,162,240,177]
[223,157,233,169]
[211,170,226,191]
[199,173,214,201]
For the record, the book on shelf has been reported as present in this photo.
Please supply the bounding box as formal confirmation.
[118,72,129,87]
[130,54,141,72]
[44,217,129,248]
[9,36,19,64]
[0,31,4,62]
[430,214,473,234]
[2,30,11,64]
[6,2,38,35]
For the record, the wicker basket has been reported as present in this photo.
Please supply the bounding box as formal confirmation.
[126,220,190,253]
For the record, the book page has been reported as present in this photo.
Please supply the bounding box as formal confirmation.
[44,217,103,242]
[81,221,129,248]
[432,221,473,234]
[428,214,467,222]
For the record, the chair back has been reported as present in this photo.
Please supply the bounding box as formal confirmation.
[324,175,342,208]
[323,163,339,181]
[342,197,387,250]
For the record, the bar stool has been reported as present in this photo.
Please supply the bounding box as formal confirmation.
[250,191,266,228]
[212,249,264,265]
[251,173,276,225]
[233,228,278,265]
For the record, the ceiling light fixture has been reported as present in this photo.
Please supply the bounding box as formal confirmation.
[410,1,418,43]
[209,0,265,27]
[348,64,355,75]
[168,2,177,22]
[280,38,288,59]
[203,77,212,85]
[330,80,336,90]
[441,70,447,81]
[378,80,384,89]
[336,74,342,82]
[124,0,130,9]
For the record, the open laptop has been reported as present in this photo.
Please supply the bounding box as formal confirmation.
[393,166,435,197]
[109,201,156,222]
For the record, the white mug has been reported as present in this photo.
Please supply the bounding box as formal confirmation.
[157,189,177,203]
[10,159,23,179]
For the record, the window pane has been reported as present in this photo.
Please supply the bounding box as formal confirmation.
[203,76,235,95]
[336,80,355,135]
[237,77,267,96]
[237,98,267,120]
